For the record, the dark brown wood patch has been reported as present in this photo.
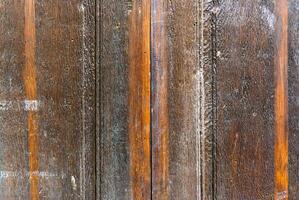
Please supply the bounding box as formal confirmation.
[216,1,276,199]
[0,0,96,199]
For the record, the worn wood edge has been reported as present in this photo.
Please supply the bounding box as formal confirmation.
[274,0,288,199]
[200,0,219,199]
[96,0,102,199]
[288,0,299,198]
[79,1,97,200]
[151,0,169,199]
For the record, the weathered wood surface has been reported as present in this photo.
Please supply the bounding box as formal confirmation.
[1,0,299,200]
[216,1,276,199]
[289,0,299,199]
[215,0,290,199]
[0,0,96,199]
[98,0,151,199]
[151,0,214,199]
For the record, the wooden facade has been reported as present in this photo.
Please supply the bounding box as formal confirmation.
[0,0,298,199]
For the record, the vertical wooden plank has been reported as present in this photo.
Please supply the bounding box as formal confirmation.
[274,0,288,199]
[35,0,96,199]
[99,0,151,199]
[288,0,299,199]
[167,0,200,198]
[216,0,279,199]
[151,0,169,199]
[98,0,131,199]
[24,0,38,199]
[0,0,96,199]
[151,0,216,199]
[0,1,29,199]
[128,0,151,199]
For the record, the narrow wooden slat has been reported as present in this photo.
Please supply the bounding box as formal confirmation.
[151,0,169,199]
[98,0,130,199]
[151,0,211,199]
[24,1,39,199]
[128,1,151,199]
[288,0,299,199]
[274,0,288,199]
[99,0,151,199]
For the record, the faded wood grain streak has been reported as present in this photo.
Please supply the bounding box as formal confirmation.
[151,0,169,199]
[199,1,218,199]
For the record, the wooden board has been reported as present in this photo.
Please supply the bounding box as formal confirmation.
[215,0,289,199]
[216,1,276,199]
[151,0,215,199]
[98,0,151,199]
[288,0,299,199]
[0,0,96,199]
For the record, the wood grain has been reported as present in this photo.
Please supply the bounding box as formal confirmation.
[1,1,299,199]
[216,1,276,199]
[151,0,169,199]
[24,1,39,199]
[274,0,288,199]
[151,0,208,199]
[128,1,151,199]
[0,1,28,199]
[98,1,151,199]
[288,0,299,199]
[35,0,96,199]
[0,0,96,199]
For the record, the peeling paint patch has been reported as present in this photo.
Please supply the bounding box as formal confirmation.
[0,101,12,111]
[24,100,40,111]
[71,176,77,191]
[0,171,66,180]
[261,6,275,31]
[0,100,41,111]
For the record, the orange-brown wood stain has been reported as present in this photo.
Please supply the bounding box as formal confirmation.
[128,0,151,199]
[24,0,39,199]
[274,0,288,199]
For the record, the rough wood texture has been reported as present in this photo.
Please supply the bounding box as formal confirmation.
[274,0,288,199]
[98,1,131,199]
[152,0,206,199]
[0,1,28,199]
[98,0,151,199]
[128,0,151,199]
[1,0,299,199]
[288,1,299,199]
[216,1,277,199]
[0,0,96,199]
[151,0,169,199]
